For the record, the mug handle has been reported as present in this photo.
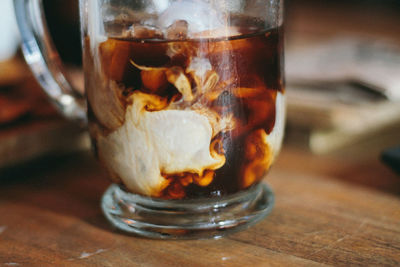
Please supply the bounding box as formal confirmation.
[14,0,86,123]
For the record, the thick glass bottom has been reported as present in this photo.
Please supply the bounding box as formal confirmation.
[101,182,274,239]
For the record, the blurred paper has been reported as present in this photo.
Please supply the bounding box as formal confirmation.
[286,38,400,100]
[285,37,400,154]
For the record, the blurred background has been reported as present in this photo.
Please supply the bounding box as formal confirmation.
[0,0,399,172]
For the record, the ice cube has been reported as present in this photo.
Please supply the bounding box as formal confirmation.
[166,20,188,40]
[192,26,241,39]
[156,0,225,37]
[122,25,163,39]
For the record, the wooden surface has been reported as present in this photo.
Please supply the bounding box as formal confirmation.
[0,146,399,266]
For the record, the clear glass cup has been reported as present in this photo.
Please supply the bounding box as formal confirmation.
[14,0,285,239]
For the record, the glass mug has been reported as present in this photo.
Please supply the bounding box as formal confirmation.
[14,0,285,239]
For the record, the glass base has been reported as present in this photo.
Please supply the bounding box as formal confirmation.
[101,183,274,239]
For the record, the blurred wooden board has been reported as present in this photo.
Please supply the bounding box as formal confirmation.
[0,119,88,169]
[0,59,88,169]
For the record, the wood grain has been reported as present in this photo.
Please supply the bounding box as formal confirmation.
[0,146,399,266]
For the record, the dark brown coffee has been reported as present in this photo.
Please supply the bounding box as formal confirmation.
[85,25,284,199]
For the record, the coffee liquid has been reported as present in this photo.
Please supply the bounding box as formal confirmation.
[87,25,284,199]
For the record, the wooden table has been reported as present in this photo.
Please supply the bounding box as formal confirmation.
[1,146,399,266]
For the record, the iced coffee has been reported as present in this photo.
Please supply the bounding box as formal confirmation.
[84,5,285,200]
